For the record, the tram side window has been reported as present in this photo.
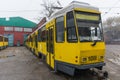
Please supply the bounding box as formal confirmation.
[41,26,46,42]
[38,29,42,42]
[30,36,33,46]
[6,38,8,42]
[66,11,77,42]
[5,38,8,42]
[56,16,64,42]
[35,35,38,47]
[33,34,35,42]
[28,38,30,42]
[26,39,28,42]
[30,36,32,42]
[0,36,2,41]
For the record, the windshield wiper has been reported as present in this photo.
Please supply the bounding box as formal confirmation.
[80,40,91,42]
[91,40,97,46]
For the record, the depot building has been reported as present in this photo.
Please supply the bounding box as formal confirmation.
[0,17,37,46]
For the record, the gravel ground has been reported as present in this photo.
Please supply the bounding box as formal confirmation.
[0,47,66,80]
[104,45,120,80]
[0,45,119,80]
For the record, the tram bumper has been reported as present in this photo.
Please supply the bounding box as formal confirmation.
[55,60,105,76]
[74,62,105,69]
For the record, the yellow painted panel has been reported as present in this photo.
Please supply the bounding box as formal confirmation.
[55,42,80,65]
[0,42,3,47]
[79,42,105,65]
[4,42,7,46]
[51,53,55,68]
[38,42,46,55]
[46,52,50,65]
[54,42,105,66]
[29,42,32,49]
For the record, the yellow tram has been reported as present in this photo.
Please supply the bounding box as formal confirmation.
[25,1,106,75]
[0,35,8,50]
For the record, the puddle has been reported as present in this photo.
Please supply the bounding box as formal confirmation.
[0,55,15,59]
[38,62,43,65]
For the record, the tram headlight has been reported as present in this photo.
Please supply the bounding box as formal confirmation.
[81,57,87,62]
[99,56,104,61]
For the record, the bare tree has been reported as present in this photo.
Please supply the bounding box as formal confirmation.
[40,0,62,20]
[103,16,120,43]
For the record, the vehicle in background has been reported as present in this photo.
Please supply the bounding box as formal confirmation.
[0,35,8,50]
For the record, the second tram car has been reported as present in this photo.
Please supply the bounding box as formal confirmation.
[0,35,8,50]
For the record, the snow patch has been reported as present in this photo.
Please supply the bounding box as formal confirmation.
[109,58,120,65]
[109,71,116,74]
[38,62,43,65]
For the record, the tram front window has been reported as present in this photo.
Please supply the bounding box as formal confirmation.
[78,23,102,42]
[75,11,103,42]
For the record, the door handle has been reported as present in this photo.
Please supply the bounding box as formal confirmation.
[52,55,55,59]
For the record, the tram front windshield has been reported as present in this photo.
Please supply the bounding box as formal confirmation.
[75,11,103,42]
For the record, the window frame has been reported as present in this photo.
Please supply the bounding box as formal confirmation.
[14,27,23,32]
[66,11,78,42]
[24,28,32,32]
[0,36,3,41]
[30,36,32,42]
[55,16,65,43]
[38,29,42,42]
[41,26,46,42]
[4,27,13,31]
[35,34,38,47]
[5,37,8,42]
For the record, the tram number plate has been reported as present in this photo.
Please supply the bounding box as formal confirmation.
[88,56,97,61]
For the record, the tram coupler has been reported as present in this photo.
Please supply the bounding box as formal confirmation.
[90,68,108,80]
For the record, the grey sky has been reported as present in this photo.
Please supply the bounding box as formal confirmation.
[0,0,120,23]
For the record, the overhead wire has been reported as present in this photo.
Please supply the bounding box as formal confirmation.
[0,10,42,12]
[102,0,120,17]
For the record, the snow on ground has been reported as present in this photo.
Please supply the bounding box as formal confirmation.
[106,45,120,66]
[109,58,120,65]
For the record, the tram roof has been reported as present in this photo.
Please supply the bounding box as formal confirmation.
[50,1,99,19]
[27,1,100,38]
[0,35,8,38]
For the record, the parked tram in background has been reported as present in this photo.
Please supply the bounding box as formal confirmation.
[0,35,8,50]
[25,1,106,76]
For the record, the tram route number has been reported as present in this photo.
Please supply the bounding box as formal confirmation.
[88,56,97,61]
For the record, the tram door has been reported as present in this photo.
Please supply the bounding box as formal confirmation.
[35,34,38,55]
[46,27,54,68]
